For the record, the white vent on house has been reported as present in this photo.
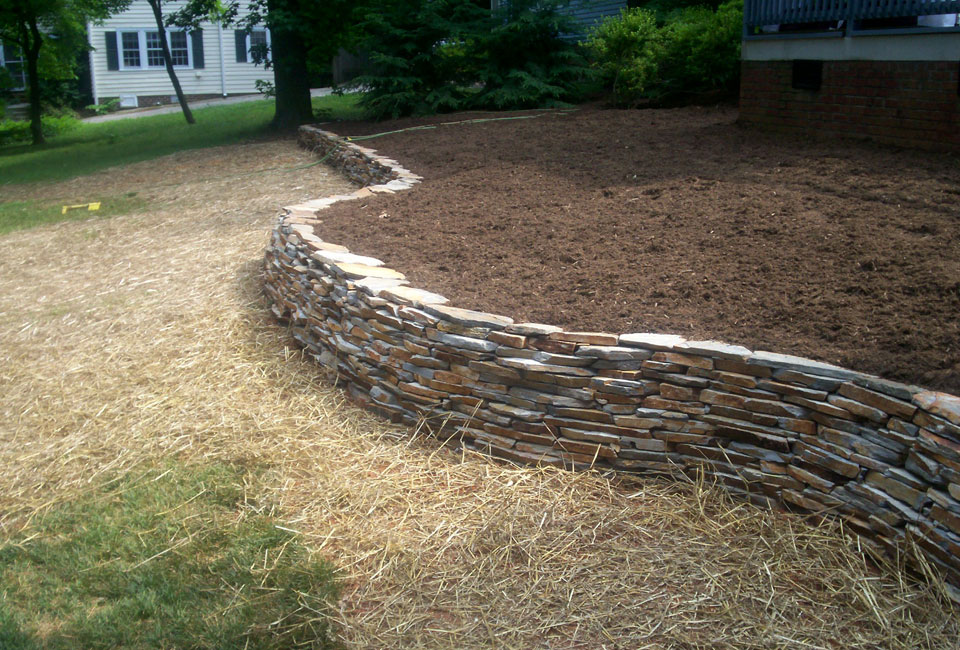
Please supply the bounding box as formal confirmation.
[118,94,138,108]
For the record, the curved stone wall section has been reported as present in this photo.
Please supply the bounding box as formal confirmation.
[264,126,960,592]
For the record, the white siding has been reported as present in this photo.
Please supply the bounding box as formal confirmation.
[88,0,271,103]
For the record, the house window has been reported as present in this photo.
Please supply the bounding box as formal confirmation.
[121,32,141,67]
[118,30,192,70]
[235,29,271,64]
[145,31,165,67]
[1,42,26,90]
[169,31,189,66]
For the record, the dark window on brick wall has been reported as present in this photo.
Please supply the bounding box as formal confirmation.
[792,60,823,91]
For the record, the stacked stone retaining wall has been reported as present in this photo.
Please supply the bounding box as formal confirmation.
[265,125,960,591]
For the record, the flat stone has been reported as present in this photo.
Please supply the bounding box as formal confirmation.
[505,322,563,336]
[304,239,350,253]
[353,277,409,296]
[333,262,406,281]
[311,250,384,267]
[677,340,752,360]
[428,331,498,353]
[533,351,594,367]
[748,351,860,381]
[827,394,888,423]
[487,402,543,422]
[547,331,619,345]
[379,285,449,307]
[914,391,960,427]
[619,333,686,351]
[852,375,919,401]
[574,345,651,361]
[422,304,514,330]
[498,357,595,376]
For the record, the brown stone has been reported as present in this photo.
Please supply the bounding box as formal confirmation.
[547,331,619,345]
[914,391,960,427]
[838,382,917,420]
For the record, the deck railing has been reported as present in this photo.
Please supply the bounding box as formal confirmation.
[744,0,960,36]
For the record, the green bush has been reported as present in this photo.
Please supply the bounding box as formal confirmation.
[585,0,743,106]
[351,0,593,119]
[469,0,595,110]
[352,0,488,120]
[0,115,79,146]
[583,7,663,107]
[659,0,742,102]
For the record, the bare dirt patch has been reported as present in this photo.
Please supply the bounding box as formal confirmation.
[1,138,958,648]
[318,106,960,394]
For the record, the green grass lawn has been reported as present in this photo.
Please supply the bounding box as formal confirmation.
[0,193,149,235]
[0,463,340,649]
[0,94,364,186]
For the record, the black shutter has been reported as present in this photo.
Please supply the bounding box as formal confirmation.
[234,30,247,63]
[191,30,204,69]
[105,31,119,70]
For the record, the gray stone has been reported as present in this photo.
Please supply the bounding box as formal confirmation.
[311,250,384,267]
[379,285,449,307]
[677,340,752,360]
[498,357,595,376]
[428,330,498,353]
[505,322,563,336]
[575,345,652,361]
[749,350,860,381]
[422,304,514,330]
[619,333,687,351]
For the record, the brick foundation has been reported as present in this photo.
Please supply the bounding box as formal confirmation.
[739,60,960,150]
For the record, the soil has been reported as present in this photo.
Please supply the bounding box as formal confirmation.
[317,105,960,394]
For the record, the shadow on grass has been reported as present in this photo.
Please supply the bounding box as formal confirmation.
[0,462,340,650]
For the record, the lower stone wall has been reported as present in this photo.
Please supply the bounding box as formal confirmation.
[739,60,960,151]
[264,126,960,592]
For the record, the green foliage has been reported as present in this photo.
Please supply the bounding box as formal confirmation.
[658,0,742,101]
[583,7,663,106]
[470,0,595,110]
[0,93,363,185]
[0,463,340,649]
[352,0,488,120]
[585,0,743,106]
[352,0,593,120]
[85,97,121,115]
[0,115,77,145]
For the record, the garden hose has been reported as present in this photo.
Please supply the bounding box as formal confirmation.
[343,109,578,142]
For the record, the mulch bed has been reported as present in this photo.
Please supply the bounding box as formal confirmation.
[316,105,960,394]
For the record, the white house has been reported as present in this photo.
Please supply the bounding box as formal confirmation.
[1,42,26,91]
[87,0,271,108]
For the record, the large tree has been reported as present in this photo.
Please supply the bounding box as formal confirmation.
[0,0,130,145]
[174,0,354,130]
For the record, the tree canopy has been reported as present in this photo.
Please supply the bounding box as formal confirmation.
[0,0,131,144]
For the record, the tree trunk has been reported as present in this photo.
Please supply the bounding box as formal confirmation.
[148,0,195,124]
[267,0,312,130]
[24,18,44,145]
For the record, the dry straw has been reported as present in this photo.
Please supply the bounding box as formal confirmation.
[0,140,957,648]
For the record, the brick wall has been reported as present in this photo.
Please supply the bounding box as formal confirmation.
[265,126,960,595]
[739,60,960,150]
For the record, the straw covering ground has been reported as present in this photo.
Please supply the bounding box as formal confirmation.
[0,139,958,648]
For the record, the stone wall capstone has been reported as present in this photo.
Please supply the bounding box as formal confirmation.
[265,125,960,594]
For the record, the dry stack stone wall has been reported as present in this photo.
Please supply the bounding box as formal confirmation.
[265,125,960,591]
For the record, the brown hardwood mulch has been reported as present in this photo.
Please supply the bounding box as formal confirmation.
[317,105,960,394]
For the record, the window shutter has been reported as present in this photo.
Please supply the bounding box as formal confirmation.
[234,30,247,63]
[105,31,119,71]
[191,30,204,69]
